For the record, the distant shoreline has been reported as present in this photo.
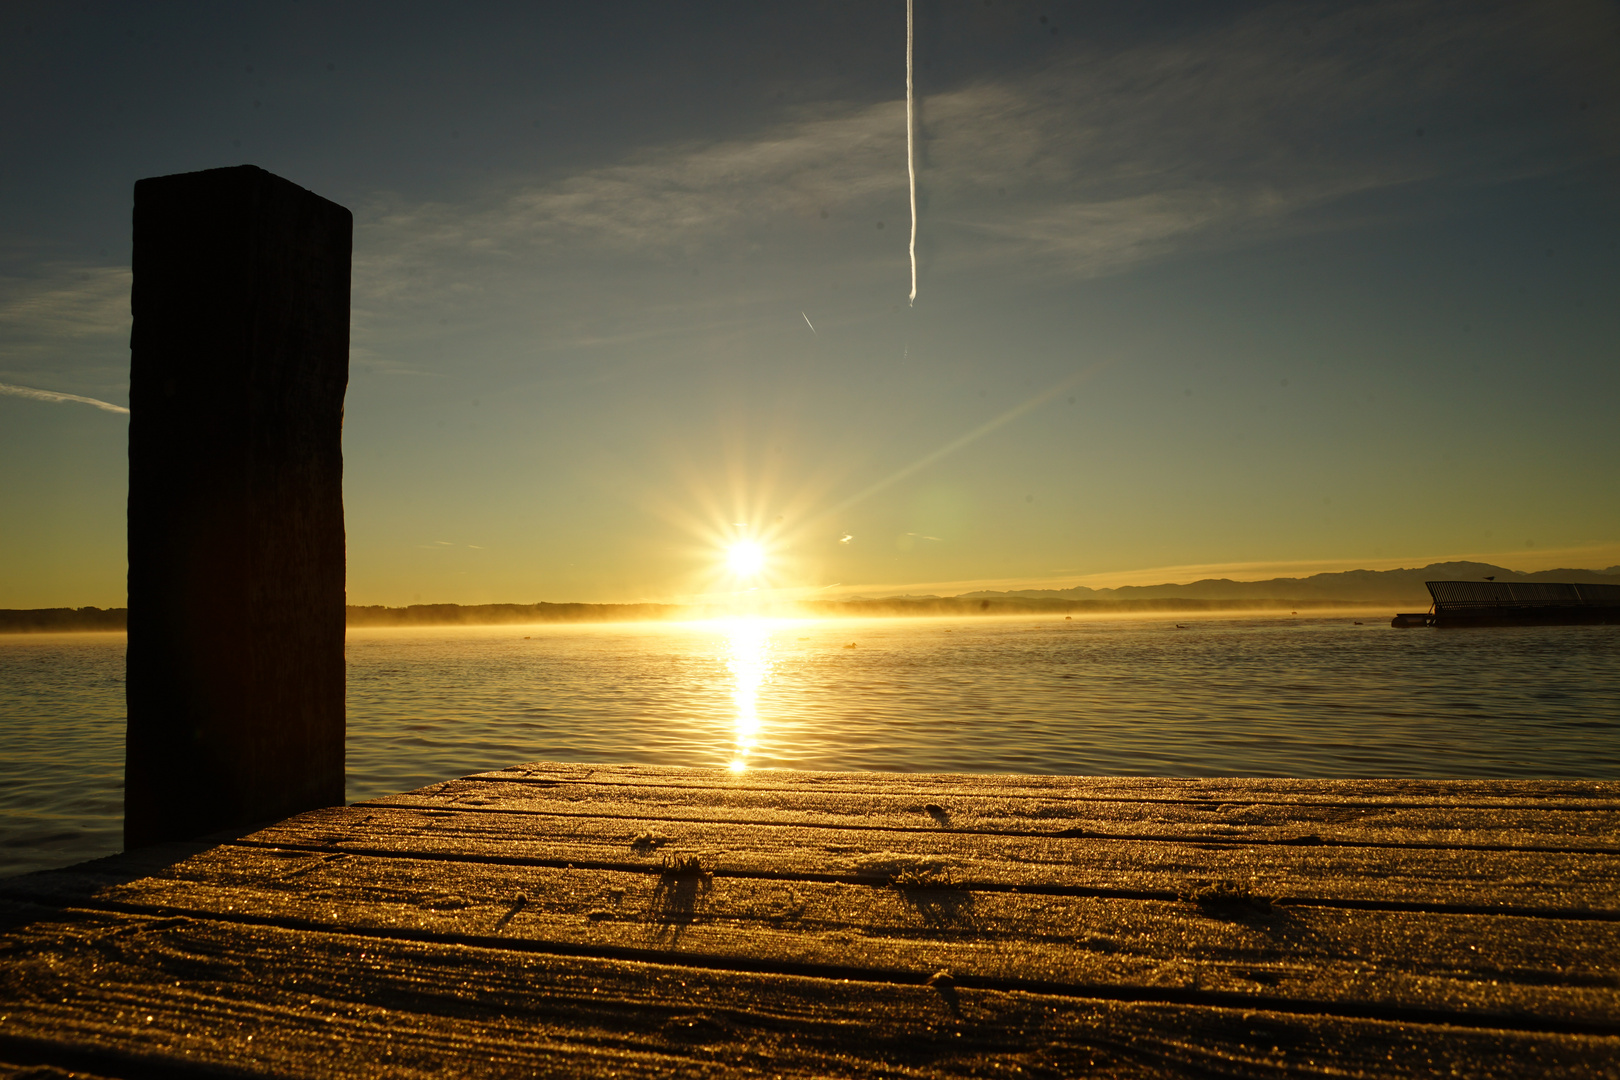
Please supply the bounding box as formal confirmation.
[0,607,128,633]
[11,560,1614,632]
[4,597,1386,634]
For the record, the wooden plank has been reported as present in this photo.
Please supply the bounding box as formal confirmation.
[241,803,1620,912]
[4,766,1616,1077]
[385,773,1620,852]
[1,903,1613,1078]
[8,843,1616,1030]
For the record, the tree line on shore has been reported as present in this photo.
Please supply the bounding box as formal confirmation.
[2,596,1375,633]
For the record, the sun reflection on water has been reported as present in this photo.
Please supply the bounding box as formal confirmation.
[720,618,775,772]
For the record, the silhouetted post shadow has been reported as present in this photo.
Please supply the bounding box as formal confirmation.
[126,165,351,849]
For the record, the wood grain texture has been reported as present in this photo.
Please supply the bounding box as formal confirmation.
[240,809,1620,917]
[3,764,1617,1077]
[2,904,1615,1079]
[8,844,1615,1027]
[384,786,1620,847]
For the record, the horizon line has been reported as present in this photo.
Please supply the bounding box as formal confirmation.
[12,543,1617,612]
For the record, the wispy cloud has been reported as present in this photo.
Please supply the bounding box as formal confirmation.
[0,380,128,414]
[3,2,1594,390]
[911,0,1608,276]
[834,540,1620,598]
[0,266,130,342]
[0,265,132,400]
[815,363,1107,525]
[347,0,1601,328]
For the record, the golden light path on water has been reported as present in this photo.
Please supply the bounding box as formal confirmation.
[719,617,775,772]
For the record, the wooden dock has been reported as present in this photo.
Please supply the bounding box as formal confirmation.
[2,763,1617,1077]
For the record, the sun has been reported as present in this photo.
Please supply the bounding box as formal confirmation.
[725,540,766,578]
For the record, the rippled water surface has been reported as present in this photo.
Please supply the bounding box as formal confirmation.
[3,615,1618,876]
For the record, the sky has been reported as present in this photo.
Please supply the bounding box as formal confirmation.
[1,0,1617,608]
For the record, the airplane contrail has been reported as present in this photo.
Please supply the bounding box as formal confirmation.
[906,0,918,307]
[0,381,128,414]
[802,311,817,336]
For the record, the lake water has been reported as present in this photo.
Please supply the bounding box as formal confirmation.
[3,614,1618,877]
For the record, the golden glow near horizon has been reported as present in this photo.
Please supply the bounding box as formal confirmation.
[722,618,774,772]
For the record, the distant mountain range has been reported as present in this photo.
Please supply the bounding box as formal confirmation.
[934,562,1620,606]
[6,562,1619,631]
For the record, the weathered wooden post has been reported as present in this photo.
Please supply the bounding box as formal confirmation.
[125,165,351,848]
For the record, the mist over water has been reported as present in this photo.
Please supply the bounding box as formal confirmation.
[3,616,1618,876]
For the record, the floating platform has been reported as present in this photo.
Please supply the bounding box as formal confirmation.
[1392,580,1620,629]
[2,763,1618,1077]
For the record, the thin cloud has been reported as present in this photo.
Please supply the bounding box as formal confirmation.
[916,0,1604,276]
[346,0,1598,326]
[0,266,130,341]
[816,363,1109,525]
[0,266,132,395]
[0,4,1571,387]
[0,381,128,414]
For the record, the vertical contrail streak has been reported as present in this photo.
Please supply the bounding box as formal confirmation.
[906,0,917,307]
